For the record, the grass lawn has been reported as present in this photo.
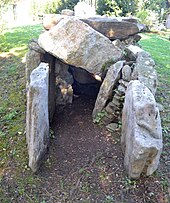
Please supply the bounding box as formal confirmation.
[0,25,170,202]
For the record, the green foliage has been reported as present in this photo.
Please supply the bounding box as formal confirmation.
[97,0,138,16]
[96,0,121,16]
[0,24,43,53]
[56,0,79,13]
[137,0,170,23]
[136,9,159,28]
[93,111,106,124]
[30,0,60,16]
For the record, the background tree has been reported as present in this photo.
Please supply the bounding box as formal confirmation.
[56,0,79,13]
[97,0,121,16]
[97,0,138,16]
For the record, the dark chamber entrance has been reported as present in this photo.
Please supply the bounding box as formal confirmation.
[68,65,102,100]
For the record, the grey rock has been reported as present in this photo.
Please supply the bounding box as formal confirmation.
[55,59,73,85]
[43,14,68,30]
[117,84,126,94]
[26,63,49,172]
[119,79,129,88]
[26,50,42,89]
[105,101,120,113]
[125,45,143,61]
[122,65,132,82]
[28,39,45,54]
[112,39,125,50]
[61,9,74,16]
[106,123,118,132]
[42,53,56,123]
[121,80,163,179]
[92,61,124,118]
[132,51,157,95]
[165,14,170,29]
[112,97,121,107]
[56,77,73,105]
[81,17,140,40]
[38,17,123,75]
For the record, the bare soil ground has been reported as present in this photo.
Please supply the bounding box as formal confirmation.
[34,95,169,203]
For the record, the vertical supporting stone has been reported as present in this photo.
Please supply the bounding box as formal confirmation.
[26,50,42,88]
[121,80,163,179]
[132,51,157,95]
[26,39,45,89]
[42,53,56,122]
[92,61,124,118]
[26,63,49,172]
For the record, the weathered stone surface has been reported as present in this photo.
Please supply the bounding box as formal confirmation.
[61,9,74,16]
[55,59,73,85]
[122,65,132,82]
[28,39,45,54]
[119,79,129,88]
[121,80,162,179]
[123,34,141,45]
[26,50,42,88]
[165,14,170,29]
[92,61,124,118]
[106,123,118,132]
[55,59,73,105]
[132,51,157,95]
[56,77,73,105]
[81,17,140,40]
[125,45,143,61]
[117,84,126,94]
[42,53,56,122]
[26,63,49,172]
[112,39,125,49]
[38,17,123,75]
[43,14,68,30]
[122,17,138,24]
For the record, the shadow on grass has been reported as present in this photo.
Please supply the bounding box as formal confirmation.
[0,24,44,53]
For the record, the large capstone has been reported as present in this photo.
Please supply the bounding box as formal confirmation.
[121,80,162,179]
[26,63,49,173]
[38,17,123,75]
[81,17,140,40]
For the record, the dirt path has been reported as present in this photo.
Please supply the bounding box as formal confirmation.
[50,96,113,176]
[36,96,168,203]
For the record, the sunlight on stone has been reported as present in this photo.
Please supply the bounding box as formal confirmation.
[108,29,115,37]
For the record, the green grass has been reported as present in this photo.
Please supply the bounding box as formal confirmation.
[0,24,43,53]
[139,32,170,85]
[0,24,44,202]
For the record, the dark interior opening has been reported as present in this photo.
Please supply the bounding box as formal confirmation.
[68,65,102,100]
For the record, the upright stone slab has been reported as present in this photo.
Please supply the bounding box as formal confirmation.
[26,39,45,88]
[132,51,157,95]
[42,53,56,122]
[26,63,49,172]
[38,17,123,75]
[121,80,162,179]
[92,61,124,118]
